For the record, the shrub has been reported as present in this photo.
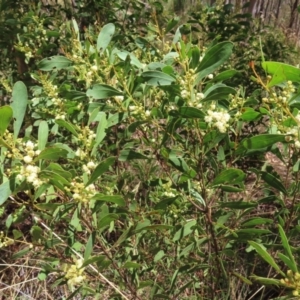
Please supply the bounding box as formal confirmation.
[1,2,300,299]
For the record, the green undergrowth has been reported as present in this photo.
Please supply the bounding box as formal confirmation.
[1,1,300,299]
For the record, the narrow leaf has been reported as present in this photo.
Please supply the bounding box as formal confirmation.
[248,241,285,276]
[0,106,13,136]
[261,172,287,195]
[0,181,11,205]
[278,224,297,272]
[11,81,28,139]
[38,121,49,150]
[84,232,96,261]
[38,56,72,71]
[85,157,115,186]
[212,168,245,185]
[34,147,68,161]
[86,84,123,100]
[97,23,115,53]
[242,134,286,149]
[56,119,79,137]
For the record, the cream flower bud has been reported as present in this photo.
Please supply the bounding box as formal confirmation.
[23,155,33,163]
[91,65,98,72]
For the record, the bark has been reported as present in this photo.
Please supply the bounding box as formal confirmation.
[267,0,274,24]
[289,0,299,28]
[248,0,258,17]
[275,0,282,21]
[264,0,271,21]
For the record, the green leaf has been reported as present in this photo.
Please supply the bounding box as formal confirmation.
[242,134,286,149]
[165,17,179,34]
[0,106,13,136]
[86,84,123,100]
[92,194,125,206]
[112,225,134,248]
[220,201,257,209]
[250,276,283,286]
[72,18,80,40]
[123,262,141,269]
[107,112,128,127]
[172,26,182,44]
[240,111,261,121]
[242,218,273,227]
[98,213,118,229]
[262,61,300,87]
[169,106,205,119]
[97,23,115,53]
[138,280,154,289]
[38,121,49,151]
[85,157,115,186]
[168,156,196,177]
[39,170,70,187]
[260,172,287,195]
[84,232,96,260]
[135,225,173,234]
[12,230,23,239]
[142,71,176,86]
[248,241,285,276]
[278,224,297,272]
[235,229,271,235]
[173,220,197,242]
[189,47,200,69]
[0,181,11,205]
[38,56,72,71]
[204,84,236,101]
[219,185,244,192]
[278,253,296,272]
[12,247,32,259]
[34,147,69,161]
[115,50,143,68]
[11,81,28,139]
[82,255,107,268]
[56,119,79,137]
[91,112,107,156]
[118,150,148,161]
[38,272,47,281]
[43,163,72,180]
[154,250,165,262]
[190,189,206,206]
[212,70,239,82]
[196,42,234,82]
[212,168,245,185]
[30,226,43,242]
[232,272,252,285]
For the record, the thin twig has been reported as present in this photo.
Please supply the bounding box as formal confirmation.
[32,214,131,300]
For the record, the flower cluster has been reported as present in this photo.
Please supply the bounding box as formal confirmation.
[82,161,96,175]
[63,258,86,287]
[22,141,41,164]
[17,165,43,188]
[77,126,97,148]
[179,69,196,102]
[262,81,295,107]
[129,104,151,120]
[229,93,245,110]
[1,131,22,161]
[5,140,44,188]
[0,232,14,248]
[280,270,300,297]
[204,104,231,133]
[285,117,300,148]
[65,177,97,203]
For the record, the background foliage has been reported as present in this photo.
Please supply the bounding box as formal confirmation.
[1,0,300,299]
